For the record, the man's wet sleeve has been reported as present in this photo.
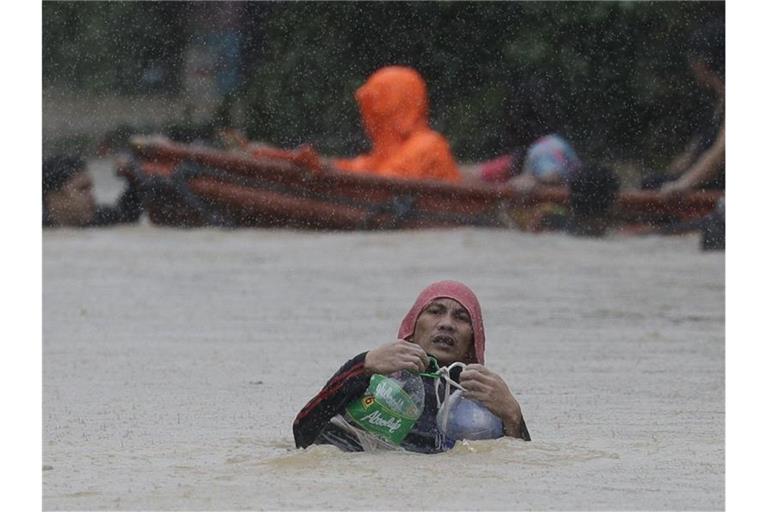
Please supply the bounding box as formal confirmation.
[519,416,531,442]
[292,352,371,448]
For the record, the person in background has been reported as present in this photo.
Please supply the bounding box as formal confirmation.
[293,280,530,454]
[639,20,724,250]
[333,66,462,183]
[462,76,582,194]
[463,76,619,233]
[43,155,143,227]
[227,66,462,183]
[645,20,725,196]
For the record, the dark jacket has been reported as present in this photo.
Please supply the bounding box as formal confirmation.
[292,352,530,454]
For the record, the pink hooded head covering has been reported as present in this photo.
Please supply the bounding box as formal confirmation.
[397,280,486,365]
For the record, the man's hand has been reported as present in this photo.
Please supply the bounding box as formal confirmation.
[460,364,525,438]
[364,340,429,375]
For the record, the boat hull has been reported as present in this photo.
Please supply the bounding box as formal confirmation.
[128,137,722,231]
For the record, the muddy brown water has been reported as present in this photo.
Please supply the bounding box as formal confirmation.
[43,162,723,510]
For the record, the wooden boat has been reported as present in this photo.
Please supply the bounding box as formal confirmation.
[127,135,723,231]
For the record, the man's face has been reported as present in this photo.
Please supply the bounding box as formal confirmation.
[411,298,474,366]
[46,171,96,226]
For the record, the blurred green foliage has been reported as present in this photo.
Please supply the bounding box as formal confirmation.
[43,1,188,94]
[43,1,723,166]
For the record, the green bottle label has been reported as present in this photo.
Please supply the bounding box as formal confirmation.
[345,374,421,445]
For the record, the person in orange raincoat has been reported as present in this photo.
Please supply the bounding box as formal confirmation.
[334,66,461,183]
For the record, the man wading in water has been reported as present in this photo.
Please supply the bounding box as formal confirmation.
[293,280,530,454]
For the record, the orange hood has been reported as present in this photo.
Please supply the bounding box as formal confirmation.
[336,66,460,182]
[355,66,431,160]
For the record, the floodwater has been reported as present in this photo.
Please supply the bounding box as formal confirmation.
[43,163,724,510]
